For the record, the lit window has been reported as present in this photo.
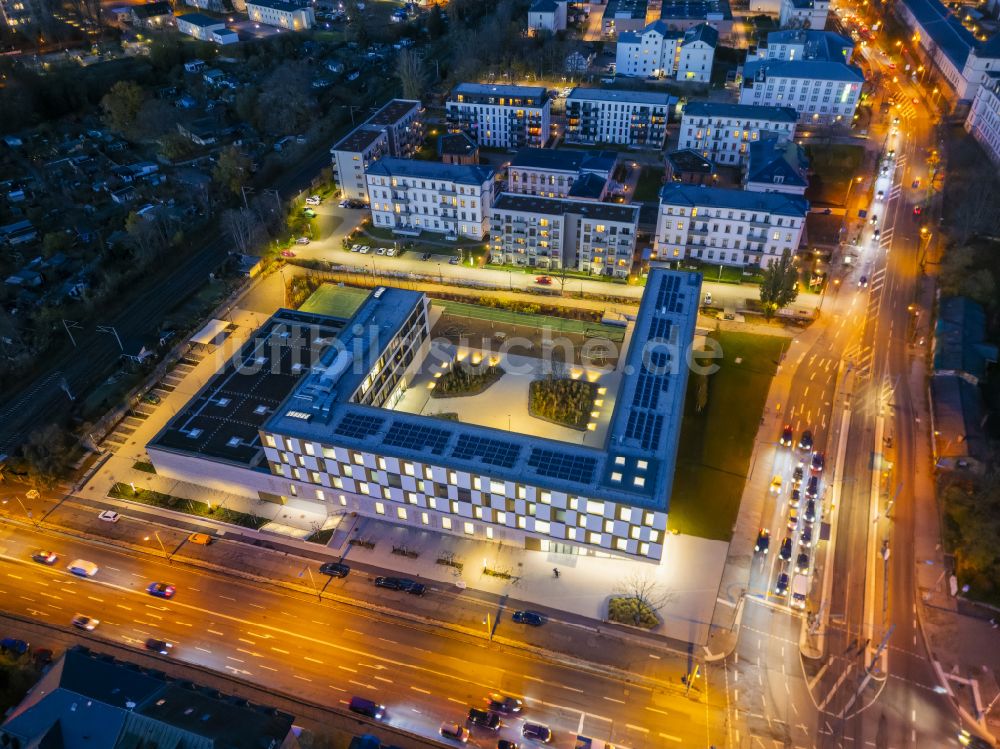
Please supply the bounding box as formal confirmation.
[497,511,507,524]
[540,491,551,504]
[264,434,276,448]
[339,494,347,506]
[619,507,632,522]
[403,462,414,476]
[517,516,527,529]
[639,542,650,555]
[587,532,603,545]
[442,517,452,530]
[615,538,628,551]
[586,500,605,515]
[463,522,475,535]
[421,512,430,525]
[604,519,614,533]
[374,502,386,515]
[304,442,315,456]
[486,527,494,539]
[396,507,407,520]
[359,483,370,495]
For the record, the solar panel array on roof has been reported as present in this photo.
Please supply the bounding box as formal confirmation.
[384,421,451,455]
[334,412,385,440]
[625,411,665,450]
[632,372,663,410]
[655,272,684,312]
[528,448,597,483]
[648,316,672,341]
[452,434,521,468]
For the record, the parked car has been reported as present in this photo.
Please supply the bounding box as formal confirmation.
[439,722,470,743]
[145,638,173,655]
[774,572,790,596]
[0,637,29,655]
[779,537,793,561]
[142,392,161,405]
[280,250,296,258]
[98,510,121,523]
[295,237,310,245]
[188,533,212,545]
[349,696,386,719]
[71,614,99,631]
[795,552,811,574]
[305,195,322,206]
[374,577,425,595]
[769,475,783,494]
[319,562,350,578]
[535,276,552,285]
[303,207,316,218]
[512,611,544,626]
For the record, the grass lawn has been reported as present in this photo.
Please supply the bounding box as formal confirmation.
[109,483,268,529]
[633,166,665,202]
[805,143,865,206]
[669,331,787,540]
[299,283,371,318]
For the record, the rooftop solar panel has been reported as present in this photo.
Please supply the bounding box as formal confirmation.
[334,412,385,440]
[625,411,664,450]
[384,421,451,455]
[452,434,521,468]
[527,448,597,483]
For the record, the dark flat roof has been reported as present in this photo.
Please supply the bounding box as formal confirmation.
[493,192,638,222]
[333,126,385,153]
[367,98,421,127]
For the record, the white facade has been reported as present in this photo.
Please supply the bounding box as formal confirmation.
[245,0,313,29]
[565,88,672,147]
[779,0,829,30]
[965,73,1000,165]
[655,184,808,267]
[331,130,388,202]
[176,14,226,41]
[739,59,863,124]
[679,102,798,165]
[446,84,551,149]
[366,159,496,240]
[528,0,567,33]
[616,21,718,82]
[490,194,640,276]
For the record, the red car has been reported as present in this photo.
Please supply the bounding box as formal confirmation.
[535,276,553,285]
[913,206,922,216]
[280,250,295,258]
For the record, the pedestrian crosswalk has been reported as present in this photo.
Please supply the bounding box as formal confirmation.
[891,94,917,120]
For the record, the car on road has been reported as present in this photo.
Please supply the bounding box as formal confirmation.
[876,190,884,201]
[804,499,818,523]
[319,562,350,577]
[792,466,804,485]
[858,275,868,288]
[769,474,782,494]
[498,741,519,749]
[487,694,522,714]
[67,559,98,577]
[450,256,460,264]
[421,252,432,260]
[811,452,825,473]
[305,195,322,206]
[188,533,212,545]
[869,214,879,226]
[349,696,386,719]
[796,552,811,574]
[779,424,793,446]
[142,392,161,405]
[147,582,176,599]
[98,510,121,523]
[912,178,920,189]
[71,614,99,631]
[387,248,397,257]
[522,723,552,743]
[958,729,993,748]
[873,229,880,240]
[0,637,29,655]
[295,236,310,245]
[779,537,793,561]
[467,707,501,730]
[774,572,790,596]
[374,577,425,595]
[754,528,770,554]
[806,475,820,499]
[339,199,350,208]
[789,489,801,509]
[347,199,366,209]
[303,207,316,218]
[787,508,799,529]
[512,611,545,626]
[800,526,814,547]
[535,276,552,285]
[145,638,173,655]
[439,722,470,743]
[913,205,922,216]
[798,430,813,451]
[280,250,296,258]
[32,550,58,565]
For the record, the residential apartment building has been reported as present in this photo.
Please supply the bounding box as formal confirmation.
[895,0,1000,106]
[602,0,648,37]
[739,59,864,124]
[330,99,424,201]
[678,101,799,165]
[659,0,733,36]
[654,183,808,267]
[506,148,616,200]
[748,29,853,63]
[965,71,1000,165]
[130,1,174,28]
[246,0,314,29]
[565,88,673,148]
[778,0,829,31]
[528,0,567,33]
[616,21,718,82]
[182,0,230,13]
[149,271,700,562]
[743,135,809,194]
[176,13,227,41]
[490,193,640,276]
[446,84,551,149]
[366,158,496,240]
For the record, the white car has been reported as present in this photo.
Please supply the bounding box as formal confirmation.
[376,247,386,255]
[295,237,310,245]
[339,199,349,208]
[359,246,370,254]
[98,510,121,523]
[305,195,321,206]
[386,248,396,257]
[71,614,99,631]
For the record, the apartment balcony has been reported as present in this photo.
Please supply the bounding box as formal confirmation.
[750,219,771,229]
[690,224,709,235]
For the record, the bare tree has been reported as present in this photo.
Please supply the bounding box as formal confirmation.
[396,50,426,101]
[222,208,262,255]
[614,572,675,627]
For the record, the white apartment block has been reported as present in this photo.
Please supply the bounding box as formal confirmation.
[748,29,853,63]
[779,0,828,30]
[528,0,567,33]
[366,158,496,240]
[506,148,616,200]
[616,21,719,82]
[740,59,864,124]
[965,72,1000,165]
[679,101,798,165]
[330,99,424,202]
[446,84,551,149]
[245,0,314,29]
[565,88,673,148]
[655,183,808,267]
[176,13,226,41]
[490,193,640,277]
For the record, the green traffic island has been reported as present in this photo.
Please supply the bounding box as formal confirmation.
[606,596,661,629]
[132,461,156,474]
[108,482,268,530]
[430,359,505,398]
[305,528,335,545]
[528,377,598,431]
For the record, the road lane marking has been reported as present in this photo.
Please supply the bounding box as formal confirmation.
[374,676,393,683]
[646,707,672,717]
[304,656,324,664]
[87,596,104,603]
[219,596,236,601]
[338,666,357,673]
[247,603,264,609]
[271,647,290,655]
[227,656,245,663]
[260,665,278,672]
[562,685,585,693]
[237,648,261,657]
[293,675,312,682]
[6,573,23,580]
[344,628,363,635]
[625,724,649,733]
[238,637,256,644]
[603,697,625,704]
[207,629,224,636]
[329,685,347,692]
[116,604,132,611]
[411,687,431,695]
[174,621,193,627]
[349,680,373,689]
[196,647,212,653]
[658,734,682,742]
[448,697,464,705]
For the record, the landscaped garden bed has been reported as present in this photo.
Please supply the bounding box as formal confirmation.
[109,482,267,529]
[607,596,660,629]
[431,360,504,398]
[528,377,598,430]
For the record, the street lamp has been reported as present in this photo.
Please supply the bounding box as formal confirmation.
[144,532,167,557]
